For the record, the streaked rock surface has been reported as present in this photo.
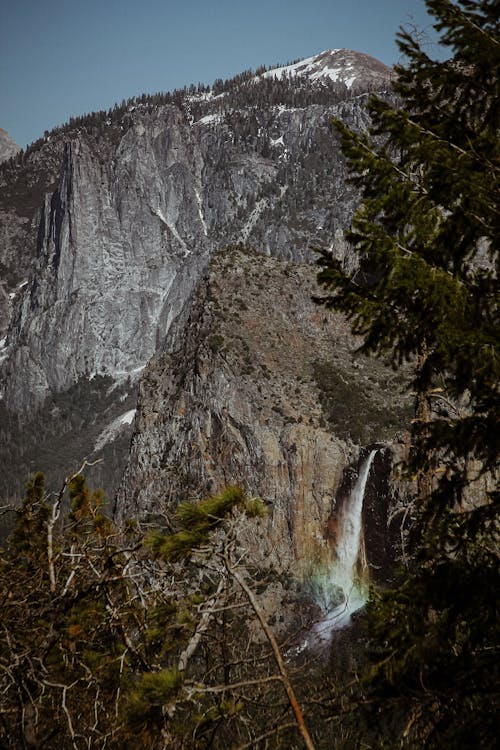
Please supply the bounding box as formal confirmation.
[116,247,411,578]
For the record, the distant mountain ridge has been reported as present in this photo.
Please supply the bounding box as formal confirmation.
[1,49,393,167]
[0,129,20,163]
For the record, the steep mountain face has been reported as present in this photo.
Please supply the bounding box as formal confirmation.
[0,129,20,164]
[116,246,411,588]
[0,50,400,539]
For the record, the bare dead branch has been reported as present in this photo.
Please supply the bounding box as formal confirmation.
[223,552,317,750]
[234,720,297,750]
[178,577,225,672]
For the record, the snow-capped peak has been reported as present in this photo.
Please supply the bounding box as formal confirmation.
[259,49,393,90]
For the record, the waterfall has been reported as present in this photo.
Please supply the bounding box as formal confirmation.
[333,448,377,599]
[310,448,378,645]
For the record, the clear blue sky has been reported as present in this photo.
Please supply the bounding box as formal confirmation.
[0,0,440,149]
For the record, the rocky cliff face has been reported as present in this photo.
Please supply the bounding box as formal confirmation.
[3,118,209,407]
[0,50,397,500]
[116,247,412,583]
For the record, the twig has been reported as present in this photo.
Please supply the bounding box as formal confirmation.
[234,720,297,750]
[178,577,225,672]
[224,552,317,750]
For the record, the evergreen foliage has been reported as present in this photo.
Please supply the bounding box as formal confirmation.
[316,1,499,746]
[148,485,265,563]
[1,476,312,749]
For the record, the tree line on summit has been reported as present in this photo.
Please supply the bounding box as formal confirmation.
[1,54,383,174]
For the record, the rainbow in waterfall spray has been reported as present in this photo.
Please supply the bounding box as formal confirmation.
[310,449,378,646]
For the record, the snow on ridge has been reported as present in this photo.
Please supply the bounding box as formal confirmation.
[151,206,190,256]
[261,50,341,82]
[0,337,8,366]
[94,409,136,453]
[187,90,226,104]
[260,48,386,89]
[7,279,29,301]
[198,113,223,125]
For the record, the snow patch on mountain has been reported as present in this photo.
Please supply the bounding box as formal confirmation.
[271,135,285,147]
[261,48,393,90]
[0,337,9,366]
[198,113,223,125]
[152,206,190,256]
[8,279,28,301]
[94,409,136,452]
[261,50,342,81]
[194,188,208,235]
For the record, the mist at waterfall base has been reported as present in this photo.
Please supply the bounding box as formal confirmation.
[308,450,378,650]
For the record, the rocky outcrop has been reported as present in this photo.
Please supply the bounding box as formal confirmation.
[0,135,64,344]
[116,247,412,579]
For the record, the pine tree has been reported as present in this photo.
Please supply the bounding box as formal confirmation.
[316,1,499,746]
[0,473,147,749]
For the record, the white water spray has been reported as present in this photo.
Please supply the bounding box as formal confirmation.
[311,449,378,645]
